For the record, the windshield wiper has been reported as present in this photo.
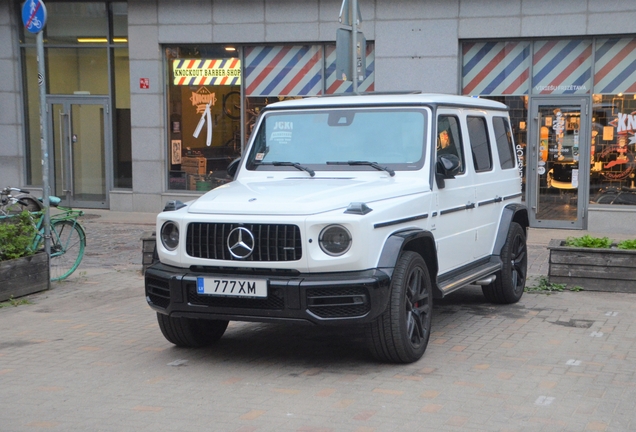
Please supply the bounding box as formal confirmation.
[269,161,315,177]
[326,161,395,177]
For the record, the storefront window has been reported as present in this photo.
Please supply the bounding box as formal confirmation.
[463,37,636,210]
[166,46,242,192]
[589,37,636,206]
[532,39,592,95]
[48,48,109,95]
[589,94,636,205]
[22,47,40,185]
[113,46,131,188]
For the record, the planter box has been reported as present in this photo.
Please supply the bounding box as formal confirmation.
[0,251,50,302]
[548,239,636,293]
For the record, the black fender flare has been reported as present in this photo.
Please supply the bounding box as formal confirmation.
[377,229,442,298]
[492,203,529,257]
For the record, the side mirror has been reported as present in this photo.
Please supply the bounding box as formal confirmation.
[435,154,461,189]
[226,158,241,178]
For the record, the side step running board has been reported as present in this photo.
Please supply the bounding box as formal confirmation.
[438,261,502,297]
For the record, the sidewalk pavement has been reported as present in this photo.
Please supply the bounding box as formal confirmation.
[1,210,635,431]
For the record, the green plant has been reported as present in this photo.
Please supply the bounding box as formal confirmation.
[0,211,37,261]
[525,276,583,294]
[564,235,612,249]
[0,296,32,308]
[617,239,636,250]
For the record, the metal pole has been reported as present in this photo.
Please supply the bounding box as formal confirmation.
[351,0,358,94]
[36,31,51,260]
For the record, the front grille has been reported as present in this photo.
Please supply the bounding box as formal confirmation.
[186,223,302,262]
[146,275,170,309]
[306,287,370,318]
[187,283,285,310]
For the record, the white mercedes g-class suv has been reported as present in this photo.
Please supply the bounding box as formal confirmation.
[145,94,528,363]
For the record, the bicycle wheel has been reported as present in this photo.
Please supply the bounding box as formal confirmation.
[49,220,86,281]
[223,91,241,120]
[1,196,41,215]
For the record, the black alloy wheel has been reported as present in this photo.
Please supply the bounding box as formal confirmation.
[366,251,433,363]
[482,222,527,304]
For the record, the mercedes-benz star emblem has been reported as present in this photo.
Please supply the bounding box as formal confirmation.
[227,227,255,259]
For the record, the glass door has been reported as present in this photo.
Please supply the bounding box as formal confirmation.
[527,97,589,229]
[49,97,111,209]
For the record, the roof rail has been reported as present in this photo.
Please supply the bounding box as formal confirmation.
[315,90,422,98]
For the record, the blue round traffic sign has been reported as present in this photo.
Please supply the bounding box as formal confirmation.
[22,0,47,34]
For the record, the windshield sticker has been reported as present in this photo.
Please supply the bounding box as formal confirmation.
[255,153,265,161]
[270,121,294,144]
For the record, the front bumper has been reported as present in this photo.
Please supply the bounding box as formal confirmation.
[145,262,391,325]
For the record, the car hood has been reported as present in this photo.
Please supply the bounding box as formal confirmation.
[187,176,425,216]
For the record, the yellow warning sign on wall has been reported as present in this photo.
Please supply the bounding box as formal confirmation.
[173,58,241,86]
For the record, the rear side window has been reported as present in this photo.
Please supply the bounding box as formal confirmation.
[466,116,492,172]
[493,117,516,169]
[437,115,465,174]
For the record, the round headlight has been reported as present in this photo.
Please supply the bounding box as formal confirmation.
[319,225,352,256]
[160,221,179,251]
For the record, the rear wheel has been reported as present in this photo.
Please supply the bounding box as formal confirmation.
[2,195,42,215]
[49,220,85,281]
[482,222,527,304]
[157,313,229,347]
[366,251,433,363]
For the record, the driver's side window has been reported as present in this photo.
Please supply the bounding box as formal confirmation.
[437,115,465,174]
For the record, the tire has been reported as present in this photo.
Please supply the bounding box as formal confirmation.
[2,195,42,215]
[49,220,85,281]
[482,222,527,304]
[157,313,229,348]
[366,251,433,363]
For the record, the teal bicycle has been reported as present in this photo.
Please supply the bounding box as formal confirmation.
[1,187,86,281]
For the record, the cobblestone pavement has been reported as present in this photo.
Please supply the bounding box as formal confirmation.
[1,216,635,431]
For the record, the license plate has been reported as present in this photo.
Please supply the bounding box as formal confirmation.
[196,277,267,298]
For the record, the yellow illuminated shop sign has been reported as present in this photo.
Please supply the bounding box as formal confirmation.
[172,58,241,86]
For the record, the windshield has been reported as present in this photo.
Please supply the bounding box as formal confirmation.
[246,108,428,173]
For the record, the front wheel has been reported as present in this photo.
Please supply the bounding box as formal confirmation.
[49,220,85,281]
[157,313,229,347]
[366,251,433,363]
[482,222,527,304]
